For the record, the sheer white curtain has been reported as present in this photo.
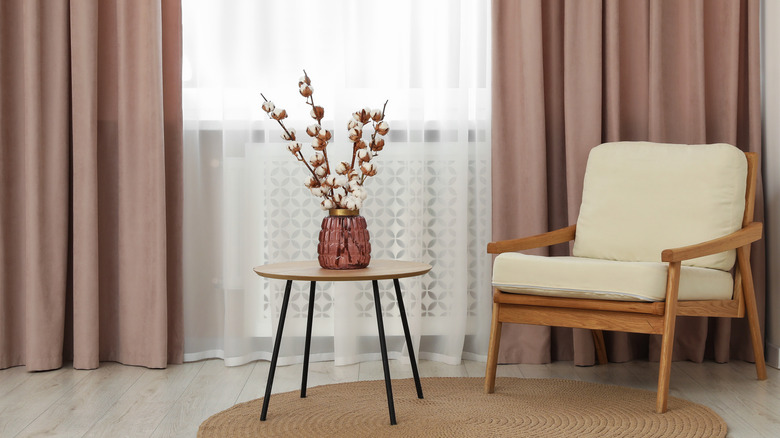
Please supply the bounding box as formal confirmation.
[182,0,492,366]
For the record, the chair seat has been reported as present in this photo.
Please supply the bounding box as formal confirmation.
[492,253,733,302]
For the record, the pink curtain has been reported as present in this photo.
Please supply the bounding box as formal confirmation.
[492,0,764,365]
[0,0,183,371]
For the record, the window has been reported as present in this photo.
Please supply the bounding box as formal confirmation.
[182,0,492,366]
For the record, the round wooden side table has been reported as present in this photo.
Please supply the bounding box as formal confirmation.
[253,259,432,426]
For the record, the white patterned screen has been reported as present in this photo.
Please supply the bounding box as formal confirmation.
[184,126,492,366]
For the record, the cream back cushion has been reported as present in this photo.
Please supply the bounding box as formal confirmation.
[571,142,747,271]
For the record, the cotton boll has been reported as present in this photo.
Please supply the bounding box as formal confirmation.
[261,101,275,112]
[315,166,328,178]
[272,107,287,120]
[371,137,385,152]
[281,128,296,141]
[360,162,377,176]
[310,106,324,119]
[311,138,327,151]
[326,175,340,187]
[335,161,349,175]
[299,84,313,97]
[355,188,368,200]
[358,107,371,123]
[321,199,334,210]
[309,153,325,167]
[348,127,363,142]
[287,141,302,154]
[310,187,324,197]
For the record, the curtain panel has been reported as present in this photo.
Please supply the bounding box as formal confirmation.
[182,0,492,367]
[492,0,764,365]
[0,0,183,371]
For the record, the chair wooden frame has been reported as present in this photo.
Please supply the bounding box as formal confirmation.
[484,152,766,413]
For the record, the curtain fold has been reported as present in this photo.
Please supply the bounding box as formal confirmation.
[0,0,183,371]
[492,0,764,366]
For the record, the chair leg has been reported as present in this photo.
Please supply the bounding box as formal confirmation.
[591,330,608,365]
[485,301,502,394]
[737,246,767,380]
[656,326,676,414]
[657,262,681,414]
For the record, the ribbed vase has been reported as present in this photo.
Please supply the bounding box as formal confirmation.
[317,209,371,269]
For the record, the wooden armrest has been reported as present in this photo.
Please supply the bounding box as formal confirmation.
[661,222,762,263]
[487,225,576,254]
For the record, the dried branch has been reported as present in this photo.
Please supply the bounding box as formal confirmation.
[261,93,320,183]
[299,70,331,178]
[263,73,388,210]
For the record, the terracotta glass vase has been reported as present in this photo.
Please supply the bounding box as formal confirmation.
[317,209,371,269]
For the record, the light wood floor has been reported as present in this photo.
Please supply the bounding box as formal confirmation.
[1,359,778,437]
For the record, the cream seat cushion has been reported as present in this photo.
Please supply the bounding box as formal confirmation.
[571,142,746,271]
[492,253,733,302]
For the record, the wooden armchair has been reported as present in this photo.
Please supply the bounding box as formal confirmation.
[484,142,766,413]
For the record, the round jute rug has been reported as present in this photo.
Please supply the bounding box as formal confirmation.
[198,377,727,438]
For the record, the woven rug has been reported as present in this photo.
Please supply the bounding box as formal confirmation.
[198,377,726,437]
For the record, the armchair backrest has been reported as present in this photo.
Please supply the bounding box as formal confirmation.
[571,142,747,271]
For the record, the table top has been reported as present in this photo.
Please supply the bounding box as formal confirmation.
[253,259,432,282]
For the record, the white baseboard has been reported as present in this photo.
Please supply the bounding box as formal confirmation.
[768,342,780,369]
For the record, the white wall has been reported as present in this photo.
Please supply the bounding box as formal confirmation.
[762,0,780,369]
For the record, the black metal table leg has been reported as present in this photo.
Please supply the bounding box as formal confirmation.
[393,278,423,399]
[301,281,316,398]
[372,280,397,425]
[261,280,293,421]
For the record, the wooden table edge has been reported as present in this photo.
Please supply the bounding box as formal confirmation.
[253,260,432,282]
